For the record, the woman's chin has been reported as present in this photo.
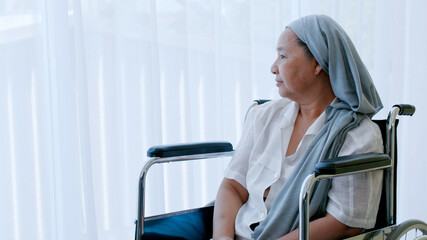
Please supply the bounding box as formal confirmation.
[278,90,288,98]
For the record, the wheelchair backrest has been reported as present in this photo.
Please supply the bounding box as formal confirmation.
[373,119,397,230]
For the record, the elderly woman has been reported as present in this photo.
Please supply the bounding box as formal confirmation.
[213,15,384,240]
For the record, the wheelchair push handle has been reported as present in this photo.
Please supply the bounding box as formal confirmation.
[393,104,416,116]
[254,99,271,105]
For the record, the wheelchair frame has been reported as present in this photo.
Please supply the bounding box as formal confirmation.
[135,102,426,240]
[299,104,414,239]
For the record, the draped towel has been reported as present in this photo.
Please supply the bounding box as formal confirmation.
[253,15,383,239]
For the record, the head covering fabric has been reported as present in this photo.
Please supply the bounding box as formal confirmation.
[288,14,383,116]
[252,15,383,239]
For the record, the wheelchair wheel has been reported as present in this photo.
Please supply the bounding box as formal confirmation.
[387,219,427,240]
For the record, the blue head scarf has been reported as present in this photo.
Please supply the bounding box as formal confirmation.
[253,15,382,239]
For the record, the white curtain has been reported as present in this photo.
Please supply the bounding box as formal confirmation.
[1,0,426,239]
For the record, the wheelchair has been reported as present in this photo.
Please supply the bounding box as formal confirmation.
[135,100,427,240]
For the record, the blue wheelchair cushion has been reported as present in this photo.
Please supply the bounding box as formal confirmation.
[143,206,213,240]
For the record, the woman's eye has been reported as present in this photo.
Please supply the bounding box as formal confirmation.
[280,55,286,59]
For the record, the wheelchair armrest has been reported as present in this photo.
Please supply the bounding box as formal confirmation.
[314,153,391,176]
[138,142,233,239]
[147,141,233,158]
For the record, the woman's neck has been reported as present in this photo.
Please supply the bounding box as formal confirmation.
[298,93,335,121]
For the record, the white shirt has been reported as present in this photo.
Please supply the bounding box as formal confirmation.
[224,98,384,239]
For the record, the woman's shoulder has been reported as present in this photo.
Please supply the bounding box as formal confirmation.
[355,116,382,136]
[340,116,384,155]
[247,98,297,125]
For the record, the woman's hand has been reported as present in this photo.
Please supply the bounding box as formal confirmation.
[212,178,249,240]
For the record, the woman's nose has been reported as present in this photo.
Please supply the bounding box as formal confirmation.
[271,62,278,75]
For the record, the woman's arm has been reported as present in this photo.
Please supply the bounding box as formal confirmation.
[213,178,249,240]
[277,213,362,240]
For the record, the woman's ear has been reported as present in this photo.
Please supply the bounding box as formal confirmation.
[314,64,323,75]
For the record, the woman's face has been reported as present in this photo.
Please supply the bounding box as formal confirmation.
[271,29,319,101]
